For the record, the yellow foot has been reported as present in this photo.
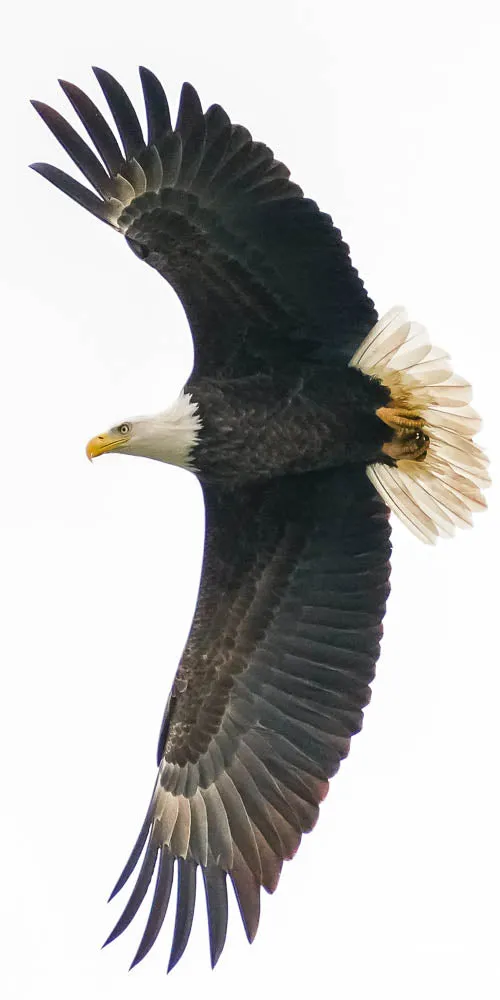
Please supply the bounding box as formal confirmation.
[376,405,429,462]
[376,405,424,431]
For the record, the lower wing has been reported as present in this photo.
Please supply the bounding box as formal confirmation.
[105,466,391,970]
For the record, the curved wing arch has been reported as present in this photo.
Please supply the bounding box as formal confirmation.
[31,67,377,377]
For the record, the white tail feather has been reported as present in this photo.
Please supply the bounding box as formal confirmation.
[351,308,489,543]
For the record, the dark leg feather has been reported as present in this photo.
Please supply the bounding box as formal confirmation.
[167,859,197,973]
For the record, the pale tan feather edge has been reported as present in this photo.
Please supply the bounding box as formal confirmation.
[90,145,180,230]
[350,307,490,543]
[152,752,307,896]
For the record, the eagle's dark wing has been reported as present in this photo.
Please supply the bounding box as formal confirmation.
[31,68,377,377]
[104,467,391,970]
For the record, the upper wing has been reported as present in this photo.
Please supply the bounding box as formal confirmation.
[105,467,391,970]
[31,67,377,376]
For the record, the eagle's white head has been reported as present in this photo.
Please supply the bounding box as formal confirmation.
[86,392,202,469]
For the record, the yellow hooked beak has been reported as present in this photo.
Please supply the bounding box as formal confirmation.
[86,431,129,461]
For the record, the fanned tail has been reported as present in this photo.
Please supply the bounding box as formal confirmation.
[350,307,489,543]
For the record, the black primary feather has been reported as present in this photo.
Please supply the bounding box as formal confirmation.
[58,79,124,176]
[139,66,172,143]
[129,850,175,968]
[202,866,229,968]
[92,67,145,159]
[168,859,197,972]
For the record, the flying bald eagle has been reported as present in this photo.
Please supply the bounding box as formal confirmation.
[31,67,488,972]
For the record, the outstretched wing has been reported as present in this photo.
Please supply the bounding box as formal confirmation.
[31,67,377,376]
[105,467,391,970]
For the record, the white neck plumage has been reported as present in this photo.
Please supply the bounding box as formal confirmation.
[125,392,202,468]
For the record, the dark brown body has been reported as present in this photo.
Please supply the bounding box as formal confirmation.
[190,364,391,484]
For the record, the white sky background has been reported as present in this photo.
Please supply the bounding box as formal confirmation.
[2,1,499,997]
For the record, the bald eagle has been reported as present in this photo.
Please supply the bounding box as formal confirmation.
[31,68,488,972]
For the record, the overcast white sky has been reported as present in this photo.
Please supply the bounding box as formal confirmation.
[2,1,499,998]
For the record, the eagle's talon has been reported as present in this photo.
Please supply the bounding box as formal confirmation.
[382,428,429,462]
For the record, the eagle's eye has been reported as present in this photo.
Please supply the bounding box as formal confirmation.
[119,423,131,435]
